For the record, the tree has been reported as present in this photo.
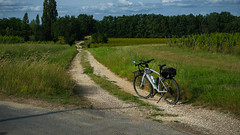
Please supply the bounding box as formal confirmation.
[92,33,108,43]
[29,14,42,41]
[36,14,40,26]
[42,0,58,41]
[22,13,31,41]
[23,12,29,24]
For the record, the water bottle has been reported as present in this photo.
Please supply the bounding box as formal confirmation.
[150,75,155,84]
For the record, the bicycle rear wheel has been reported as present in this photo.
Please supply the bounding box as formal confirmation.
[161,78,180,104]
[133,74,153,99]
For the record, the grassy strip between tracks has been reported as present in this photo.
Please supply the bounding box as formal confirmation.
[79,50,163,112]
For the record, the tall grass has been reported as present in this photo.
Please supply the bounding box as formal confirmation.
[0,44,77,99]
[88,45,240,116]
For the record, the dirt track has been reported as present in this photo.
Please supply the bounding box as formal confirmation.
[0,49,188,135]
[69,49,145,117]
[83,49,240,135]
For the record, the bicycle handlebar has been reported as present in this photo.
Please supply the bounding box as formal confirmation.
[133,59,154,67]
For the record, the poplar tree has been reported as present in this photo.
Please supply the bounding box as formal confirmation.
[22,12,30,41]
[23,13,29,24]
[42,0,58,41]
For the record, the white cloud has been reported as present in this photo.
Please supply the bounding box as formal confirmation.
[162,0,189,6]
[118,0,133,5]
[207,0,240,3]
[107,3,114,7]
[162,0,182,3]
[0,0,42,13]
[138,1,144,6]
[20,6,41,12]
[0,0,16,5]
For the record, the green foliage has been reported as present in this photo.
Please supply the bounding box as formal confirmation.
[88,44,240,116]
[42,0,58,41]
[1,10,239,43]
[23,12,29,24]
[0,44,77,98]
[29,14,43,41]
[166,33,240,54]
[91,33,108,44]
[0,35,24,43]
[98,12,240,38]
[52,15,97,45]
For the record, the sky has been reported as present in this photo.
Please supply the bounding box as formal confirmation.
[0,0,240,21]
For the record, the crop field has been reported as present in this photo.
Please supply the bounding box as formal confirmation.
[89,38,167,48]
[167,33,240,55]
[0,44,78,101]
[88,43,240,116]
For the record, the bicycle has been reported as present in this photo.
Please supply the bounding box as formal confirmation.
[132,59,180,104]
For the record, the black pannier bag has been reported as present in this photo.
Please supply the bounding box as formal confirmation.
[161,67,176,79]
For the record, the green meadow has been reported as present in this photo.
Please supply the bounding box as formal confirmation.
[0,44,80,103]
[88,42,240,116]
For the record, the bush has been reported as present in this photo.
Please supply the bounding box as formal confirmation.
[0,35,24,44]
[91,33,108,44]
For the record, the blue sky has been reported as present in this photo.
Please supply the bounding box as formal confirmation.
[0,0,240,21]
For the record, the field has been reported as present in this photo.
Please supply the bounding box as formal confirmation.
[88,41,240,116]
[0,44,80,104]
[88,38,167,48]
[166,33,240,55]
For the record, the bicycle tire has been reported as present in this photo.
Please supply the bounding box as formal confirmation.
[133,74,153,99]
[161,78,180,104]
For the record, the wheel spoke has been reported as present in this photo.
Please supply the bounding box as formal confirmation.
[133,74,153,99]
[162,79,180,104]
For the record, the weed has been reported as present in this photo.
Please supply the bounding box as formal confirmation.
[151,113,178,117]
[153,119,163,123]
[151,113,165,117]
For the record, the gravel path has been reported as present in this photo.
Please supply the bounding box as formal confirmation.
[69,49,150,118]
[0,49,189,135]
[85,50,240,135]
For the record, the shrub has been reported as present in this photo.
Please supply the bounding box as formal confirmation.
[0,35,24,44]
[91,33,108,44]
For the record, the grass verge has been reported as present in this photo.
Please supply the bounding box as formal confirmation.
[0,44,87,107]
[88,44,240,117]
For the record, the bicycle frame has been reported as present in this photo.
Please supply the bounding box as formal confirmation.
[141,67,168,93]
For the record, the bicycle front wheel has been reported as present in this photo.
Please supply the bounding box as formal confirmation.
[162,78,180,104]
[133,74,153,99]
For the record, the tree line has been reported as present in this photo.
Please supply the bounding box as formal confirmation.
[98,12,240,38]
[0,0,239,44]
